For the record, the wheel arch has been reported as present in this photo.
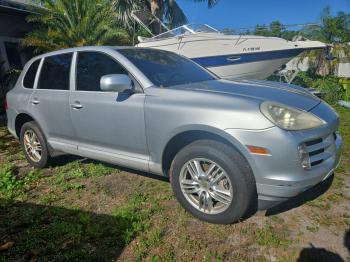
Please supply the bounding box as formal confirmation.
[161,127,253,177]
[15,112,41,138]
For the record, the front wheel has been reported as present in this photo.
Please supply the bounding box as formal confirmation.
[170,140,256,224]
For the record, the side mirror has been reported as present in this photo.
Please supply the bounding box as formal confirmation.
[100,74,133,93]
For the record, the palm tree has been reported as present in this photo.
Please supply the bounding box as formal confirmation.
[24,0,131,53]
[304,7,350,76]
[113,0,219,35]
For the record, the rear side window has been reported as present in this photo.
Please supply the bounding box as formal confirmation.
[76,52,127,91]
[38,53,72,90]
[23,59,40,89]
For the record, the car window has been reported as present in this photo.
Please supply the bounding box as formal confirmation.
[118,48,216,88]
[23,59,40,89]
[37,53,72,90]
[76,52,128,92]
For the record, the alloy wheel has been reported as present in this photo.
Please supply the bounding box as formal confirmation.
[23,130,42,162]
[179,158,233,214]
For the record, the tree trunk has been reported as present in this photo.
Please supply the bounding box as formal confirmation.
[150,0,164,35]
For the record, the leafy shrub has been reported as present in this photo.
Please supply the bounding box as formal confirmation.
[289,71,349,104]
[268,70,350,104]
[289,71,314,88]
[313,77,346,104]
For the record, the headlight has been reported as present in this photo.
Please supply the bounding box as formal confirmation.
[260,102,325,130]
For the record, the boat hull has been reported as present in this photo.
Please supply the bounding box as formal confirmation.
[207,57,294,80]
[137,33,326,80]
[191,48,305,80]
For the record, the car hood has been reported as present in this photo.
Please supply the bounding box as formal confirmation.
[170,79,320,111]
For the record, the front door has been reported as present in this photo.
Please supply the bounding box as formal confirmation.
[69,51,148,170]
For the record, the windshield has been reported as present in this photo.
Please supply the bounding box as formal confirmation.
[118,48,216,87]
[152,24,218,39]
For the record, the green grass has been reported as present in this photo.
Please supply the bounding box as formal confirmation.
[0,164,41,200]
[255,223,290,247]
[204,251,224,262]
[112,193,154,245]
[0,164,20,199]
[62,182,86,192]
[84,162,114,177]
[307,197,331,210]
[306,225,319,233]
[46,161,116,195]
[38,193,61,205]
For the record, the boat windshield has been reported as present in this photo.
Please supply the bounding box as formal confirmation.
[152,24,218,40]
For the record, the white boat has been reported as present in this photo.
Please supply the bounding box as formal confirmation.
[134,13,328,80]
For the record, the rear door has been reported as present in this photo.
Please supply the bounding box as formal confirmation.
[7,59,40,134]
[69,51,148,169]
[29,53,76,151]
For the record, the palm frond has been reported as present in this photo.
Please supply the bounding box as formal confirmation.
[23,0,132,53]
[164,0,187,27]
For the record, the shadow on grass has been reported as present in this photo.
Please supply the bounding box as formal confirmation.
[297,230,350,262]
[265,174,334,216]
[0,199,135,261]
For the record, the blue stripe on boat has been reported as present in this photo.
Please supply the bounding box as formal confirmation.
[191,48,306,67]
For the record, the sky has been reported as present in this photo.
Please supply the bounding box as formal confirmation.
[177,0,350,30]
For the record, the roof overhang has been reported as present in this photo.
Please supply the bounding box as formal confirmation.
[0,0,43,16]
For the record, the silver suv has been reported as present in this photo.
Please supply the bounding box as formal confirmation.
[6,46,342,224]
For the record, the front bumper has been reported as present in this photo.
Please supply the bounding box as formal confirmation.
[259,173,335,211]
[225,102,342,209]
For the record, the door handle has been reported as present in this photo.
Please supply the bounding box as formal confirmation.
[71,102,83,109]
[31,98,40,105]
[226,56,241,62]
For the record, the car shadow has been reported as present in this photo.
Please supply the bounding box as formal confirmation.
[0,199,136,261]
[297,230,349,262]
[265,174,334,216]
[49,155,169,182]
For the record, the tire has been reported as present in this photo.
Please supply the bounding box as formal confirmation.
[170,140,256,224]
[20,121,50,168]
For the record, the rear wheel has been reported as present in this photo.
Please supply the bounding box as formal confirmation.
[170,140,256,224]
[20,121,50,168]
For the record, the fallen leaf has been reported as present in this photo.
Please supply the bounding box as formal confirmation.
[0,242,14,251]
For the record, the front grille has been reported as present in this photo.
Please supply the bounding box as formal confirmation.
[311,159,323,166]
[303,133,336,168]
[309,148,324,157]
[305,138,323,147]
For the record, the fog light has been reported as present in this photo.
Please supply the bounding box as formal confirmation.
[298,144,311,170]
